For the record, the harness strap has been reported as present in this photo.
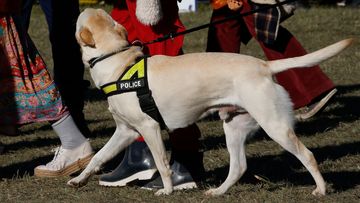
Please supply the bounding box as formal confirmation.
[101,57,167,129]
[137,87,167,130]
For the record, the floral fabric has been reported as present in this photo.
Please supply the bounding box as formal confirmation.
[0,16,67,125]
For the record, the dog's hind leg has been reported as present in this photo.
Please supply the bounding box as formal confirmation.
[67,123,139,187]
[205,113,258,196]
[264,126,326,196]
[137,122,173,195]
[245,86,326,196]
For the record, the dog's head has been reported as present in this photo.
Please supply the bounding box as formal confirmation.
[76,8,128,50]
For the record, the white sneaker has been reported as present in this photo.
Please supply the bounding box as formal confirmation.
[34,141,94,177]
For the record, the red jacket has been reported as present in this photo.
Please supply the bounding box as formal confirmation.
[111,0,185,56]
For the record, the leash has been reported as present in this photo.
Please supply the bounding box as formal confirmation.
[88,0,298,68]
[88,46,131,68]
[89,0,298,68]
[142,0,298,46]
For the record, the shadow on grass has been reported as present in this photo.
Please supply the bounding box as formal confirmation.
[0,155,52,179]
[2,140,359,192]
[205,141,360,192]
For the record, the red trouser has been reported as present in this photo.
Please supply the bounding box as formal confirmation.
[206,4,334,109]
[111,0,200,153]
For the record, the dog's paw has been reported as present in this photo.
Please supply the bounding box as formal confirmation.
[204,188,224,196]
[67,176,88,188]
[155,188,173,196]
[312,187,326,197]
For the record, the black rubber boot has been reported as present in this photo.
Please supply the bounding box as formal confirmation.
[170,151,205,182]
[141,161,197,190]
[99,141,157,186]
[140,151,204,190]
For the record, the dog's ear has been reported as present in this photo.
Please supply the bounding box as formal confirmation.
[114,23,128,41]
[79,27,96,48]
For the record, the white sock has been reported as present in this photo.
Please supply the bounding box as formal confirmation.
[52,114,87,149]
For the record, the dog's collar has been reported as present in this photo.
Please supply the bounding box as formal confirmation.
[88,46,131,68]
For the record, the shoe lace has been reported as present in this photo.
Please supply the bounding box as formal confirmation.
[46,146,65,167]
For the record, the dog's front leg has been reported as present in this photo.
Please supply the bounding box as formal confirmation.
[67,123,139,187]
[139,122,172,195]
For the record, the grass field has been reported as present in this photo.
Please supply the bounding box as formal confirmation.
[1,3,360,203]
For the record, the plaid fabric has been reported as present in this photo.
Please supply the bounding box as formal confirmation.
[252,3,281,45]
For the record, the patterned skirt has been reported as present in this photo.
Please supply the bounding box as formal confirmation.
[0,16,67,125]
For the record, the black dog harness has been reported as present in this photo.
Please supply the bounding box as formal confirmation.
[98,56,166,129]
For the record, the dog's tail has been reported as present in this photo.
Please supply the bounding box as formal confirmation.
[267,38,354,74]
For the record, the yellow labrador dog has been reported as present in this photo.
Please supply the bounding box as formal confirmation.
[68,8,352,196]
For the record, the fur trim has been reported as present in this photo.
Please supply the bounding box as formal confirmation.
[136,0,163,26]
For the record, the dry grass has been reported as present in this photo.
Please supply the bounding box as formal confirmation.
[1,3,360,203]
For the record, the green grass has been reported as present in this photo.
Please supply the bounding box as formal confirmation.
[1,3,360,202]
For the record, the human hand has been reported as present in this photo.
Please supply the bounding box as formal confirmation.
[227,0,243,11]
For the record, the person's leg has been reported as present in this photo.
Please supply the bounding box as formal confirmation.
[126,124,202,191]
[0,125,18,136]
[22,0,90,135]
[260,27,337,120]
[205,6,251,121]
[241,2,335,110]
[47,0,90,135]
[38,0,53,31]
[52,114,87,149]
[20,0,36,30]
[0,143,3,154]
[0,124,17,154]
[99,137,158,187]
[34,113,93,177]
[259,27,335,109]
[168,124,204,181]
[1,13,93,172]
[138,124,203,190]
[206,7,244,53]
[21,4,93,171]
